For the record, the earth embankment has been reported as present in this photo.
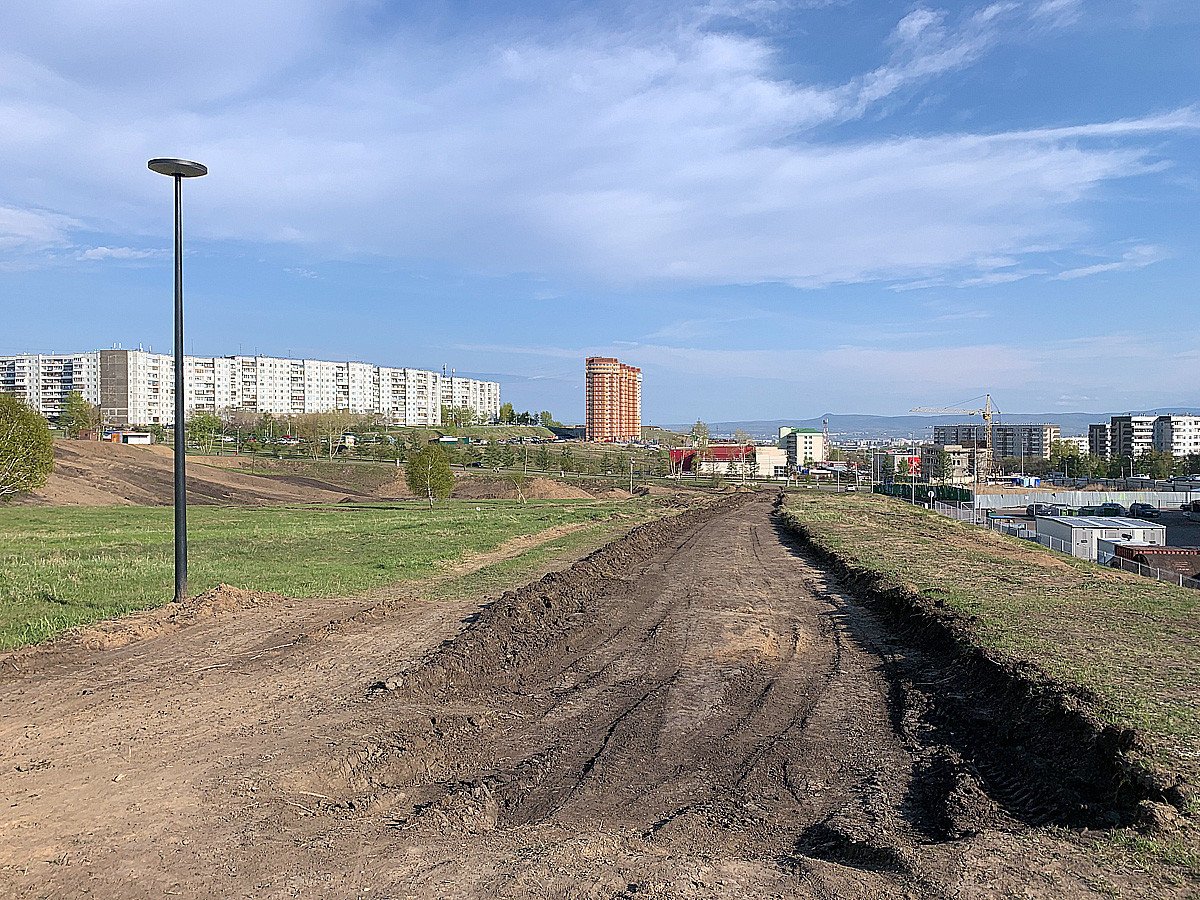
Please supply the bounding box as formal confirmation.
[3,492,1189,897]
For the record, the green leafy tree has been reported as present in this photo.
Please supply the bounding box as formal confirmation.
[539,410,563,428]
[498,402,516,424]
[932,447,952,485]
[186,411,223,454]
[62,390,100,438]
[653,449,671,477]
[535,446,552,471]
[601,451,617,475]
[558,445,574,473]
[0,395,54,501]
[405,442,454,507]
[483,442,502,469]
[879,454,895,482]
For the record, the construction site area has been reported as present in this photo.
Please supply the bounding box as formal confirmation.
[1,444,1198,899]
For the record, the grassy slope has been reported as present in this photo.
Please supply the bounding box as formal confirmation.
[200,457,406,494]
[0,498,668,649]
[778,492,1200,786]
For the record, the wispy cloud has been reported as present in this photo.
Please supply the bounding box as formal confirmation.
[0,1,1191,291]
[77,246,166,261]
[1051,244,1167,280]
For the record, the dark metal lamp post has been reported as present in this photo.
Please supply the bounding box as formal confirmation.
[147,158,207,603]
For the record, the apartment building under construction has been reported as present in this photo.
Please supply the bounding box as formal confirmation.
[584,356,641,442]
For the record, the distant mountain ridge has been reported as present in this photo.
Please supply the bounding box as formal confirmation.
[663,408,1200,441]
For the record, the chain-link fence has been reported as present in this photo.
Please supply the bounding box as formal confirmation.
[1097,551,1200,590]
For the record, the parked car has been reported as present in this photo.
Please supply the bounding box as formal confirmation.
[1097,502,1127,516]
[1129,502,1159,519]
[1026,503,1055,517]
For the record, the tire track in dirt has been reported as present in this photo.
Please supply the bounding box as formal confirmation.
[1,493,1170,898]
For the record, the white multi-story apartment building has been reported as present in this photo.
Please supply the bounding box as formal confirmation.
[0,353,100,420]
[1153,415,1200,457]
[1,349,500,427]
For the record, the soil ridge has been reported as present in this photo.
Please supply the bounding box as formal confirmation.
[774,494,1191,829]
[371,493,754,697]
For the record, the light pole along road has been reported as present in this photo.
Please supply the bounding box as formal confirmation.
[147,158,207,603]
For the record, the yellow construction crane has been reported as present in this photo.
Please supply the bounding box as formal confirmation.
[910,394,998,474]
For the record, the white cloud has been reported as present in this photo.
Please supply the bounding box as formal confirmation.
[0,1,1192,290]
[0,203,78,253]
[78,246,165,261]
[1051,244,1167,280]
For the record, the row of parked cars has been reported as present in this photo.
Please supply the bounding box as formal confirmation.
[1025,501,1162,519]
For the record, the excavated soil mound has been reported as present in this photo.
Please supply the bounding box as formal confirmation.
[375,494,749,696]
[16,441,364,507]
[5,584,290,663]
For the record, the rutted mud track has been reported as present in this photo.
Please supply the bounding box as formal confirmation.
[0,496,1164,898]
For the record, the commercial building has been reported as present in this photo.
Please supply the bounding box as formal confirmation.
[669,444,787,478]
[919,444,978,485]
[0,349,500,427]
[1153,415,1200,457]
[753,446,788,478]
[1035,516,1166,561]
[584,357,641,442]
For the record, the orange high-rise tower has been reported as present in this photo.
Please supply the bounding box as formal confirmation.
[584,357,641,442]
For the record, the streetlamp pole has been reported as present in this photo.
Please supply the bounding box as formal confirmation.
[148,158,207,603]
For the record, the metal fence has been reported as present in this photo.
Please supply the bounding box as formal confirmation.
[1033,533,1075,556]
[1097,551,1200,591]
[972,490,1194,510]
[926,496,1200,590]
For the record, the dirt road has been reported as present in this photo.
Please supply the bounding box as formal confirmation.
[0,496,1153,898]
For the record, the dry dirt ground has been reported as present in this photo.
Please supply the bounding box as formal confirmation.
[0,495,1169,899]
[14,442,370,506]
[15,442,655,506]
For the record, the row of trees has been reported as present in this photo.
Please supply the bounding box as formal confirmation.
[999,441,1200,480]
[496,404,562,427]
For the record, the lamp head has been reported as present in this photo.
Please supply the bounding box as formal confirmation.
[147,158,207,178]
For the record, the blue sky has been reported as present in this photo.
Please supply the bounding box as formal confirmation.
[1,0,1197,424]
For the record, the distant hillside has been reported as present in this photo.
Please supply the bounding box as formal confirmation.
[674,408,1200,442]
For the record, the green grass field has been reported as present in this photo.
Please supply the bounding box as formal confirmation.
[778,491,1200,785]
[0,498,666,650]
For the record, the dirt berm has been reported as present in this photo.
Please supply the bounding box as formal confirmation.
[775,495,1191,829]
[3,492,1193,897]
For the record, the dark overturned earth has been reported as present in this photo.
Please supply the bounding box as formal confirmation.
[2,493,1192,898]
